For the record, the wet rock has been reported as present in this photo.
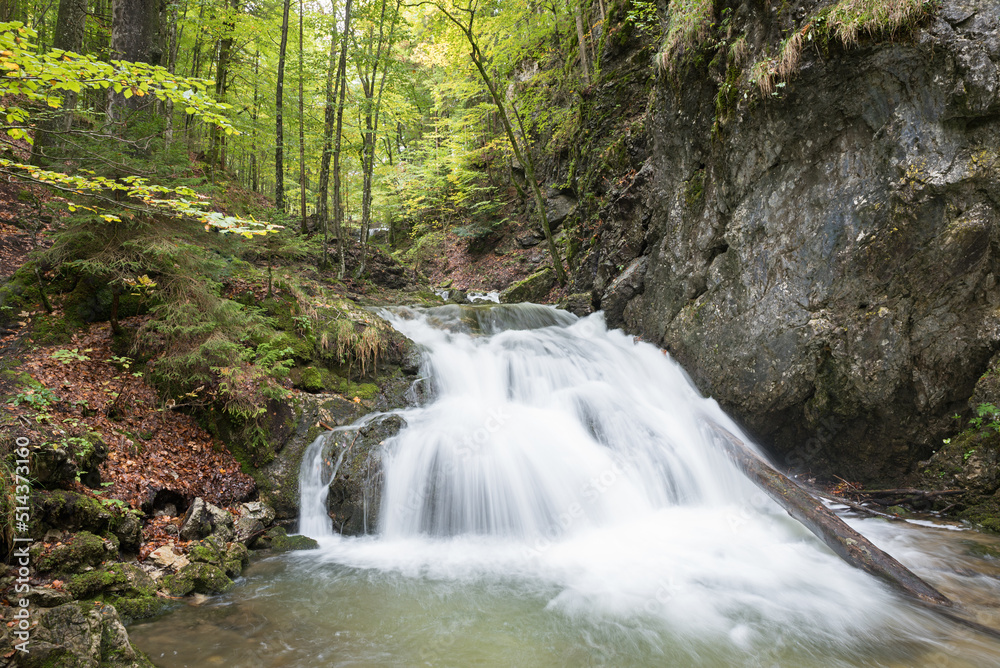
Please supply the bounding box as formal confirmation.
[240,501,276,526]
[254,526,319,552]
[178,497,234,542]
[545,190,578,231]
[574,0,1000,482]
[558,292,595,317]
[27,586,74,608]
[187,536,248,577]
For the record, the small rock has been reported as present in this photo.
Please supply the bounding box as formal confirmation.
[148,544,190,571]
[239,501,276,526]
[28,586,74,608]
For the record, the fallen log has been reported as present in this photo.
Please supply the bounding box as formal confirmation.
[706,421,951,607]
[708,421,1000,641]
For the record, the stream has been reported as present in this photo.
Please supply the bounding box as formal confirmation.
[129,304,1000,667]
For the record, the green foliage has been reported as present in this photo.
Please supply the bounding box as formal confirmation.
[626,0,663,39]
[50,348,93,365]
[970,402,1000,434]
[11,386,58,409]
[824,0,935,45]
[657,0,715,74]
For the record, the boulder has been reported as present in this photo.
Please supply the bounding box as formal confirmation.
[179,497,234,542]
[5,600,153,668]
[33,531,116,576]
[163,562,234,596]
[499,267,556,304]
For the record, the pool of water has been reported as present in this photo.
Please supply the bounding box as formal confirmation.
[129,513,1000,667]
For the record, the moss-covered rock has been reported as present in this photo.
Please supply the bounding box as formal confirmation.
[187,536,249,577]
[255,526,319,552]
[499,267,556,304]
[112,595,170,622]
[292,365,326,392]
[30,489,142,552]
[34,531,115,575]
[65,562,156,600]
[163,562,234,596]
[7,600,154,668]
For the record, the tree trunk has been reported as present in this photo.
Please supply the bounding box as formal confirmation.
[433,3,566,284]
[317,8,339,267]
[275,0,291,211]
[331,0,353,278]
[298,0,307,233]
[107,0,161,125]
[356,0,400,279]
[31,0,87,165]
[573,0,589,85]
[208,0,238,172]
[250,49,260,192]
[706,422,951,606]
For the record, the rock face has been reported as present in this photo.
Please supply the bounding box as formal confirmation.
[568,0,1000,483]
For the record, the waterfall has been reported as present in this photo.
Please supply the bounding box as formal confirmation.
[300,302,770,541]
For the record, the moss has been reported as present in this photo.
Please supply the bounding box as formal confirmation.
[272,332,315,363]
[112,595,170,621]
[684,169,706,209]
[333,379,379,400]
[34,531,111,575]
[163,562,234,596]
[293,366,325,393]
[65,566,126,599]
[260,526,319,552]
[187,537,248,577]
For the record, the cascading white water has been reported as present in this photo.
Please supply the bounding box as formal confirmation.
[375,303,762,539]
[295,303,911,641]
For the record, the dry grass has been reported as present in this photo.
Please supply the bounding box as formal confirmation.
[729,35,749,66]
[776,32,803,79]
[656,0,715,74]
[827,0,932,45]
[750,59,776,95]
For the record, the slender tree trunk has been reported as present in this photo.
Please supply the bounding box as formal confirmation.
[163,1,181,150]
[250,49,260,192]
[31,0,87,165]
[275,0,291,211]
[298,0,307,233]
[356,0,400,278]
[573,0,589,85]
[429,3,565,283]
[331,0,353,278]
[209,0,238,172]
[317,7,339,266]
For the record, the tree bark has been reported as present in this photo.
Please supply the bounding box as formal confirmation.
[317,8,339,266]
[331,0,354,278]
[31,0,87,165]
[298,0,307,233]
[108,0,161,125]
[275,0,291,210]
